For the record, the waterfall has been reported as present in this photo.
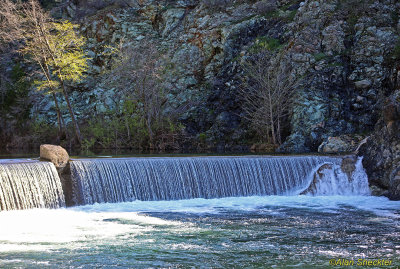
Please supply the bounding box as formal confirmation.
[301,157,370,196]
[0,161,66,211]
[70,156,368,205]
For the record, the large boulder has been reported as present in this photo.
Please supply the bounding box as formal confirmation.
[40,144,70,168]
[40,144,74,206]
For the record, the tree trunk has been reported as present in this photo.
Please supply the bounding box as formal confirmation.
[52,92,63,135]
[42,65,68,140]
[60,79,82,144]
[277,117,281,145]
[147,114,154,149]
[268,90,276,145]
[125,117,131,141]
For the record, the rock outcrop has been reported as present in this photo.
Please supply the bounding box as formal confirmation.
[358,91,400,200]
[15,0,399,153]
[278,0,399,153]
[301,163,333,195]
[318,135,365,154]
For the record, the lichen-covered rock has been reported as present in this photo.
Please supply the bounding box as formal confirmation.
[279,0,399,153]
[318,135,365,154]
[40,144,70,168]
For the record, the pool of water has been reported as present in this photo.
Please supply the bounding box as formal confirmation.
[0,196,399,268]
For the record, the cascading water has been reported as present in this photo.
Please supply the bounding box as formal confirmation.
[0,161,65,211]
[70,156,370,205]
[301,157,370,196]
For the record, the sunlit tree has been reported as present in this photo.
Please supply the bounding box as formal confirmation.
[0,0,88,144]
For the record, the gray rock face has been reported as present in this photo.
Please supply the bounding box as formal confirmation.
[32,0,399,154]
[279,0,399,153]
[354,79,372,89]
[358,91,400,200]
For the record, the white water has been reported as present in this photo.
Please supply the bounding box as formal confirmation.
[301,157,370,196]
[0,195,398,253]
[73,195,400,217]
[0,156,397,268]
[0,162,65,211]
[71,156,366,205]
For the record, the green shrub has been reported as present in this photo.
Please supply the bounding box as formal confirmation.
[313,52,327,62]
[198,133,207,143]
[201,0,230,11]
[286,9,297,22]
[249,37,282,53]
[393,39,400,60]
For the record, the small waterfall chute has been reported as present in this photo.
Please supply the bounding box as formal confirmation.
[0,161,66,211]
[300,157,370,196]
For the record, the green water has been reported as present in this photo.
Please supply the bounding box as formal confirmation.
[0,196,399,268]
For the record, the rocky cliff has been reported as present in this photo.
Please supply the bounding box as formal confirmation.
[44,0,399,151]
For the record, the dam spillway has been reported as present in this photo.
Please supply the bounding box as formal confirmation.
[70,156,370,205]
[0,156,370,210]
[0,161,65,211]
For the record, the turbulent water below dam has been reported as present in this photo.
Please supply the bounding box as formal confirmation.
[0,155,399,267]
[0,196,399,268]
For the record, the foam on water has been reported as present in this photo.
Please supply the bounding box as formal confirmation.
[71,195,400,217]
[302,157,370,196]
[0,196,398,250]
[0,207,184,247]
[0,195,399,268]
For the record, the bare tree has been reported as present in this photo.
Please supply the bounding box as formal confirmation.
[240,50,300,145]
[104,40,169,149]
